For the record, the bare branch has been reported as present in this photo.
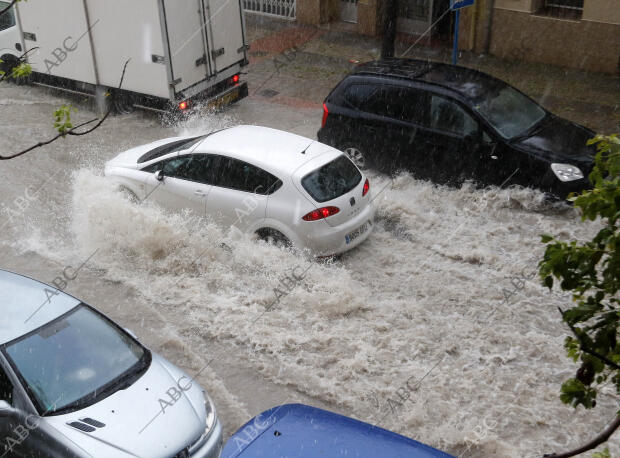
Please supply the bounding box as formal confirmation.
[544,415,620,458]
[0,59,130,160]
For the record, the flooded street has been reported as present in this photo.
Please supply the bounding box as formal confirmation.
[2,80,618,457]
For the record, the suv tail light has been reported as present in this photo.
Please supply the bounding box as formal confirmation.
[362,178,370,197]
[231,74,240,85]
[321,103,329,128]
[302,206,340,221]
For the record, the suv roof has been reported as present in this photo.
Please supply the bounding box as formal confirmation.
[0,270,79,344]
[351,58,507,102]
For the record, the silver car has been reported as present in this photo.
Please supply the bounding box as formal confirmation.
[0,269,222,457]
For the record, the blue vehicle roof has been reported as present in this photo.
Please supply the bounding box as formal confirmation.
[222,403,454,457]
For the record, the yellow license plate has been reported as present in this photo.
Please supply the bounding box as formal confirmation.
[206,88,240,111]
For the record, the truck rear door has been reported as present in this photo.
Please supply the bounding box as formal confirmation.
[203,0,246,73]
[161,0,210,93]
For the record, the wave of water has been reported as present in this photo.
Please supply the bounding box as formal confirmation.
[7,118,618,456]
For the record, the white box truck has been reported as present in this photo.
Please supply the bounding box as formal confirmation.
[0,0,249,114]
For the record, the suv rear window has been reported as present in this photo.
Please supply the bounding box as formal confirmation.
[301,156,361,203]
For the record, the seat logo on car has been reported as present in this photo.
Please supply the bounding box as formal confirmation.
[350,197,356,207]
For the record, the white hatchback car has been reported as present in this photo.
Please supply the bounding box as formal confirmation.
[104,126,374,256]
[0,269,222,457]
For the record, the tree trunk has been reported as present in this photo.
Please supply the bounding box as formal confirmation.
[381,0,398,58]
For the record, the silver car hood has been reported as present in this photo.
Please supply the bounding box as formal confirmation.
[44,353,206,458]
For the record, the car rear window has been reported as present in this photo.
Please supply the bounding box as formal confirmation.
[301,156,361,203]
[137,136,206,164]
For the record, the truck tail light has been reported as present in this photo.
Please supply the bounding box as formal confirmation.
[231,74,240,85]
[178,100,190,111]
[321,103,329,128]
[302,206,340,221]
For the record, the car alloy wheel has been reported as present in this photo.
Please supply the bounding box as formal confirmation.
[343,146,367,170]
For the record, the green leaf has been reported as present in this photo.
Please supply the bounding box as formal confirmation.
[541,133,619,418]
[541,234,554,243]
[53,105,76,136]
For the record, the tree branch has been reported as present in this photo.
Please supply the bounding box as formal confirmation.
[0,59,130,160]
[558,307,620,371]
[544,415,620,458]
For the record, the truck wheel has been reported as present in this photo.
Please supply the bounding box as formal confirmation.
[113,93,136,114]
[0,55,19,81]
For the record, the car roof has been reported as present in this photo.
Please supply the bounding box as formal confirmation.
[222,403,454,457]
[351,58,508,102]
[196,125,339,176]
[0,270,80,345]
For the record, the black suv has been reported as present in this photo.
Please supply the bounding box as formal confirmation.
[317,58,595,198]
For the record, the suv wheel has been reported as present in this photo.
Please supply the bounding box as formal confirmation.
[342,144,371,171]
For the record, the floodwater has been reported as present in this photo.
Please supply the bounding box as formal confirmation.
[1,82,618,457]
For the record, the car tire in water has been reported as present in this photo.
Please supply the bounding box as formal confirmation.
[119,186,140,203]
[257,228,291,249]
[341,142,371,171]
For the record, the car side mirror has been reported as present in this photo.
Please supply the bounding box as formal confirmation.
[155,170,164,182]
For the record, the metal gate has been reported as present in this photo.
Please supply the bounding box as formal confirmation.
[243,0,296,19]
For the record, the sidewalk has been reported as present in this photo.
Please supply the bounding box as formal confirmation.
[243,14,619,134]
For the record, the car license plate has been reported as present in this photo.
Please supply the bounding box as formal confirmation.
[345,222,369,244]
[205,87,240,111]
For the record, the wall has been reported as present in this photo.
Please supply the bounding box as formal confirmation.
[358,0,381,35]
[458,0,620,73]
[583,0,620,24]
[297,0,328,24]
[488,8,620,73]
[494,0,532,12]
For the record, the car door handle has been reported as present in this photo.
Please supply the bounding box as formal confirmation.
[194,190,207,196]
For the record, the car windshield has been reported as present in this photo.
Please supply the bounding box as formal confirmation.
[473,86,546,139]
[302,155,361,203]
[2,305,149,415]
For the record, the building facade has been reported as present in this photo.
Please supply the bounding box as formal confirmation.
[284,0,619,73]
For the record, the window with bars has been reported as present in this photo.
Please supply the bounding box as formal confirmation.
[539,0,584,20]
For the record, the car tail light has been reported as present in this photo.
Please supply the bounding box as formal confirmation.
[362,178,370,196]
[321,103,329,128]
[178,100,190,111]
[231,74,240,85]
[302,206,340,221]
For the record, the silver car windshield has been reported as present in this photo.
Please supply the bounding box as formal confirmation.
[3,305,149,415]
[473,86,546,140]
